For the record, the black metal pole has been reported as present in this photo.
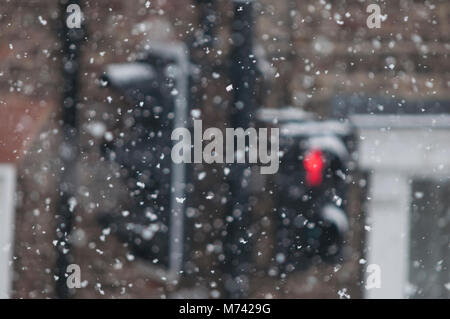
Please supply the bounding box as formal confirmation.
[196,0,217,48]
[224,0,256,299]
[55,0,84,298]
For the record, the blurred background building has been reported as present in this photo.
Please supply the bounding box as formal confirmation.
[0,0,448,298]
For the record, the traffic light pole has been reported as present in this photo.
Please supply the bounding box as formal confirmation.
[55,0,84,298]
[224,0,256,299]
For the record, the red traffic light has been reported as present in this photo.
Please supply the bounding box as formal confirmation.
[304,149,325,187]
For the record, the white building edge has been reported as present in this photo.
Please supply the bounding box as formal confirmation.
[0,164,16,299]
[351,114,450,298]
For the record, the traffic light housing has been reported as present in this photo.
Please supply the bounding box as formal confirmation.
[98,42,190,280]
[258,108,356,271]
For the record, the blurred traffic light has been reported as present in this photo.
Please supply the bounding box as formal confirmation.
[95,35,356,287]
[304,149,325,187]
[98,42,190,279]
[258,108,356,271]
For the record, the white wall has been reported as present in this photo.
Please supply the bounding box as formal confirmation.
[0,164,16,299]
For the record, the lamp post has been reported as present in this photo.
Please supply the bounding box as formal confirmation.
[224,0,256,299]
[55,0,84,299]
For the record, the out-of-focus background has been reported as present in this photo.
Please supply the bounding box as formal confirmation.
[0,0,448,299]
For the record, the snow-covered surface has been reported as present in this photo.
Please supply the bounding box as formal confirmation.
[280,120,353,137]
[321,204,349,234]
[350,114,450,129]
[306,136,349,160]
[257,107,315,124]
[356,120,450,173]
[105,63,156,87]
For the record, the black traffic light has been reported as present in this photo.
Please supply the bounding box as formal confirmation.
[257,108,356,272]
[99,42,190,280]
